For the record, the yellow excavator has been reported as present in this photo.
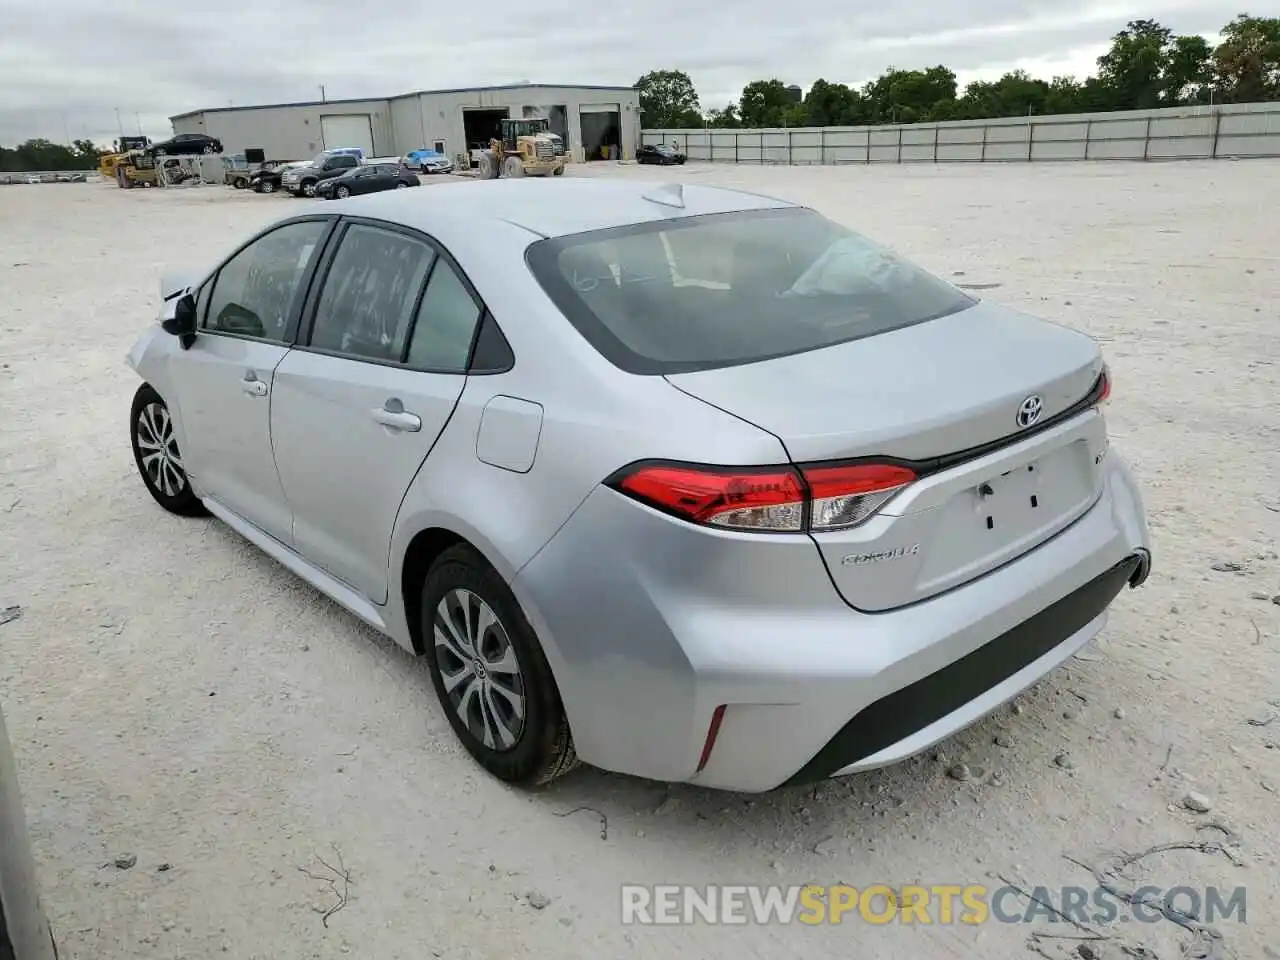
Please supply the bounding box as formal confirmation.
[476,118,567,179]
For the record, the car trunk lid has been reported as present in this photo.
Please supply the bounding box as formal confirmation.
[666,302,1110,610]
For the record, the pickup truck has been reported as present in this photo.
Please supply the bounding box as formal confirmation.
[280,150,363,197]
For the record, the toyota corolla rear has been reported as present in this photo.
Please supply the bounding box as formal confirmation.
[515,203,1151,792]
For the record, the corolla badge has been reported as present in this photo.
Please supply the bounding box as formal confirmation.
[841,544,920,566]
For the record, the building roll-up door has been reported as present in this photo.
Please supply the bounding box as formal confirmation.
[320,114,375,156]
[579,104,621,161]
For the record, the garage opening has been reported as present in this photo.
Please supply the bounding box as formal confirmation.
[320,114,374,157]
[580,104,621,161]
[462,108,510,167]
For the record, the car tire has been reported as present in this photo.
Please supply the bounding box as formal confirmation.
[203,144,216,154]
[232,178,246,189]
[421,545,577,787]
[335,185,350,199]
[301,181,317,197]
[396,181,408,188]
[130,384,206,517]
[552,165,565,176]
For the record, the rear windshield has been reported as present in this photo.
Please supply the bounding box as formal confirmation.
[525,207,974,374]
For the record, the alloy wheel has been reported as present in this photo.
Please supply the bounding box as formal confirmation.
[433,589,527,751]
[135,401,187,497]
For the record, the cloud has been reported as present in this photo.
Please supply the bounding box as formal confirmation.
[0,0,1242,145]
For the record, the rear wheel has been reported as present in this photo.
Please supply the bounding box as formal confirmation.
[130,384,206,517]
[552,165,565,176]
[232,177,246,189]
[421,545,577,786]
[396,181,408,188]
[477,151,498,180]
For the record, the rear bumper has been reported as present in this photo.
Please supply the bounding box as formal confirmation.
[513,449,1150,793]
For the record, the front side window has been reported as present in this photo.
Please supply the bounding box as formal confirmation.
[204,220,329,342]
[525,207,975,374]
[309,224,436,362]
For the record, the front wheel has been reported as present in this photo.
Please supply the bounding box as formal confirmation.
[335,185,350,199]
[421,545,577,786]
[552,165,565,176]
[301,180,317,197]
[396,181,408,189]
[232,178,246,189]
[130,384,206,516]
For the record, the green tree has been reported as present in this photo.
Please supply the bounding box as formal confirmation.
[862,66,958,123]
[738,79,804,127]
[706,104,740,128]
[634,70,703,129]
[958,70,1050,119]
[804,79,867,126]
[1212,14,1280,102]
[1165,34,1215,103]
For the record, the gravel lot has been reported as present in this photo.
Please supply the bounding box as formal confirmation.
[1,160,1277,960]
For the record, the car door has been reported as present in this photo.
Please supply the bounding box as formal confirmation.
[349,167,379,195]
[270,219,484,602]
[175,217,334,545]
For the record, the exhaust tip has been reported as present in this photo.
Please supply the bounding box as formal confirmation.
[1128,549,1152,589]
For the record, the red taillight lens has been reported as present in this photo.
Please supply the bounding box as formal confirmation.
[615,464,805,532]
[803,463,917,531]
[1097,366,1112,404]
[609,460,914,533]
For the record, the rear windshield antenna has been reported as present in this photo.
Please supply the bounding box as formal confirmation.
[642,182,685,209]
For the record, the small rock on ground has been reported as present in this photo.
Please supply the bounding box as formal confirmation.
[947,763,971,782]
[1113,707,1126,719]
[1053,753,1075,770]
[113,854,137,870]
[1182,791,1213,813]
[527,890,551,910]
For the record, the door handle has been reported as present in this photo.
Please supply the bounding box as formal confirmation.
[240,376,268,397]
[371,404,422,432]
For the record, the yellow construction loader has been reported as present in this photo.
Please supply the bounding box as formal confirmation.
[99,136,150,179]
[114,150,158,188]
[476,118,567,179]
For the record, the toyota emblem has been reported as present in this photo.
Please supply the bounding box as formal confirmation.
[1016,395,1044,428]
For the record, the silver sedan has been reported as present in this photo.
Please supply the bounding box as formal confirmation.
[125,178,1151,792]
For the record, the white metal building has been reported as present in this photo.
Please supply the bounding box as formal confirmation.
[169,83,641,165]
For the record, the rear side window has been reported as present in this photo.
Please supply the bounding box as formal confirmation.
[406,259,482,372]
[309,224,436,362]
[525,207,974,374]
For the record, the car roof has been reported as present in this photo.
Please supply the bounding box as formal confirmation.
[321,178,797,239]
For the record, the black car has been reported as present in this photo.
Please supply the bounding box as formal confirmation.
[315,163,420,199]
[637,143,687,165]
[147,133,223,157]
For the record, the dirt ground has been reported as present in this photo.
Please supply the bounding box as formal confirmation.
[0,159,1277,960]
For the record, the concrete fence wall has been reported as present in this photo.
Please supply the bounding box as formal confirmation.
[642,101,1280,165]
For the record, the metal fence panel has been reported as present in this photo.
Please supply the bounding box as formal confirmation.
[643,101,1280,166]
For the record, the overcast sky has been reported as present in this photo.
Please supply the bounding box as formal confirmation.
[0,0,1240,146]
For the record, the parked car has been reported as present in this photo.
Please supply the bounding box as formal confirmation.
[0,701,59,960]
[637,143,686,165]
[406,149,454,175]
[24,175,40,185]
[315,162,419,199]
[281,151,360,197]
[125,179,1150,793]
[249,160,306,194]
[147,133,223,157]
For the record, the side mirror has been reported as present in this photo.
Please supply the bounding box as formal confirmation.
[162,293,197,344]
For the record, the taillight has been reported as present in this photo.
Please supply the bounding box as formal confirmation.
[608,460,916,533]
[805,463,916,531]
[614,464,805,532]
[1096,365,1112,404]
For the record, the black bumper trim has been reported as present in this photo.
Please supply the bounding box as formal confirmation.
[782,554,1142,787]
